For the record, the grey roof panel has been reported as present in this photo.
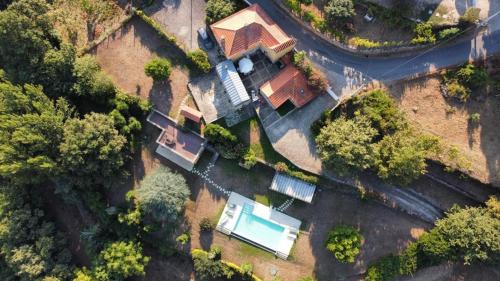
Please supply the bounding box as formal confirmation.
[269,173,316,203]
[216,60,250,107]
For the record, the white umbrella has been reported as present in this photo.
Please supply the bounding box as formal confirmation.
[238,57,253,74]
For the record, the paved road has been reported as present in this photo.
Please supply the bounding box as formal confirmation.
[248,0,500,84]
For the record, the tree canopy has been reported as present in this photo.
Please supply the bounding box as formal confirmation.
[324,0,355,25]
[0,80,72,185]
[205,0,236,24]
[59,113,126,187]
[136,166,190,223]
[316,115,377,175]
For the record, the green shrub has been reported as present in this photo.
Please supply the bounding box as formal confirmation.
[438,27,460,39]
[176,233,190,245]
[291,51,328,94]
[206,0,236,24]
[365,254,401,281]
[187,49,211,73]
[299,277,315,281]
[411,23,436,44]
[398,242,418,275]
[285,0,301,14]
[445,80,470,101]
[144,58,172,81]
[325,225,362,263]
[303,11,315,23]
[273,162,319,184]
[204,123,244,159]
[459,7,480,25]
[299,0,313,5]
[324,0,355,26]
[241,147,258,169]
[351,37,401,49]
[352,89,407,135]
[469,113,480,123]
[199,217,215,231]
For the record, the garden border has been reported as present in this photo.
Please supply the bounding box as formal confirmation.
[270,0,470,57]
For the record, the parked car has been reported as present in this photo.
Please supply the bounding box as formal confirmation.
[198,27,213,49]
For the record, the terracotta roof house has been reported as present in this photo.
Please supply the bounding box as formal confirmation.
[259,64,319,110]
[210,4,296,63]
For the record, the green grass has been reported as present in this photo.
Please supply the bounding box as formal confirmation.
[238,241,275,260]
[253,191,289,207]
[228,117,289,164]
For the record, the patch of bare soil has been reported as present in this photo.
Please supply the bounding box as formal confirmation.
[93,17,190,116]
[387,74,500,188]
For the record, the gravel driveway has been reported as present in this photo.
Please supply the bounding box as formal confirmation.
[145,0,207,50]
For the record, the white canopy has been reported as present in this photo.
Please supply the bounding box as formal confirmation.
[238,57,254,74]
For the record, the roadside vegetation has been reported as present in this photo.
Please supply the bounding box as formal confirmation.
[282,0,475,50]
[366,197,500,281]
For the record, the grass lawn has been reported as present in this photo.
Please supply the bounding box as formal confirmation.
[253,191,289,207]
[237,240,275,260]
[228,118,289,164]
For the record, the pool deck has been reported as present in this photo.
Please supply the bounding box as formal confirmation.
[216,192,301,259]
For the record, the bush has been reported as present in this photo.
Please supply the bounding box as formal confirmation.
[144,58,172,81]
[307,69,328,93]
[285,0,301,14]
[398,242,418,275]
[324,0,355,26]
[444,80,470,101]
[438,27,460,40]
[325,225,362,263]
[175,233,190,245]
[241,147,258,169]
[469,113,480,123]
[459,7,480,26]
[206,0,236,24]
[365,255,401,281]
[352,89,407,135]
[291,51,328,94]
[411,23,436,45]
[204,124,244,159]
[273,162,319,184]
[303,11,315,23]
[199,217,215,231]
[187,49,211,73]
[299,277,315,281]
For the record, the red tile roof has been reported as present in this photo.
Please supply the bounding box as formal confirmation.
[210,4,296,58]
[260,65,319,109]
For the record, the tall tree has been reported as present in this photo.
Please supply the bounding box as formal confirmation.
[0,0,57,83]
[0,80,72,185]
[59,113,126,187]
[374,130,439,185]
[136,166,190,223]
[316,115,377,175]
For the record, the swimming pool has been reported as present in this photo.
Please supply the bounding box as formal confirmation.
[232,203,286,251]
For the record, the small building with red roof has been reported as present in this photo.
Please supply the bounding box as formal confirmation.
[259,64,319,110]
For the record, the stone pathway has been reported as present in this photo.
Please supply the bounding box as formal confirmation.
[191,152,230,197]
[275,198,295,212]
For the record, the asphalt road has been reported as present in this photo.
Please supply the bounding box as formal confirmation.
[248,0,500,82]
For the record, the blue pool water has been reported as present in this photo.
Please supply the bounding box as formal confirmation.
[232,204,285,250]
